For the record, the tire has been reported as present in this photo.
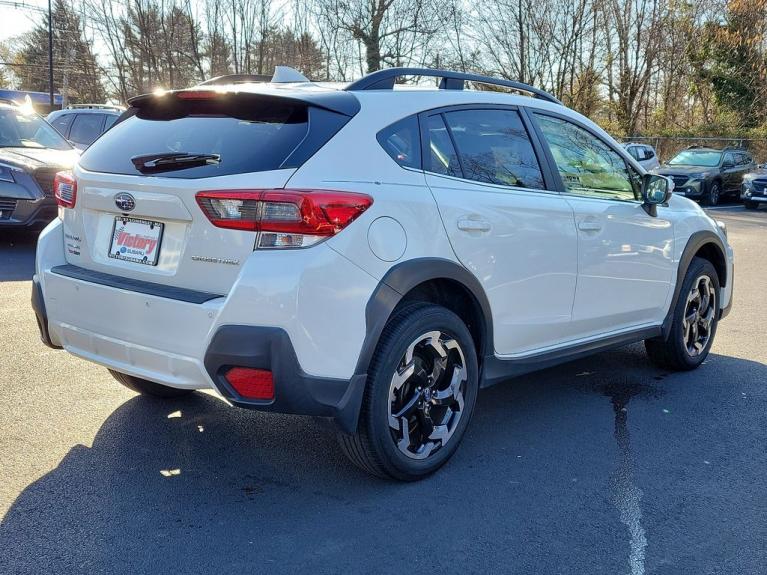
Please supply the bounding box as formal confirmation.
[338,303,479,480]
[703,181,721,206]
[744,200,759,210]
[645,257,720,371]
[108,369,194,398]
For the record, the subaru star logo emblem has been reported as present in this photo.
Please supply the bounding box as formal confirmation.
[114,192,136,212]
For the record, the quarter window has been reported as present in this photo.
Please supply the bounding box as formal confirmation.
[377,115,421,169]
[442,109,544,189]
[535,113,640,202]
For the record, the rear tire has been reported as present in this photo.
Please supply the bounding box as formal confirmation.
[338,303,479,480]
[744,200,759,210]
[645,257,720,371]
[703,181,721,206]
[108,369,194,398]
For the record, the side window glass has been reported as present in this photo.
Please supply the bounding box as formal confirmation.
[627,146,640,161]
[443,109,545,189]
[425,114,461,178]
[723,152,735,167]
[376,115,421,169]
[69,114,105,145]
[645,147,655,160]
[534,113,640,201]
[104,115,119,130]
[50,114,73,137]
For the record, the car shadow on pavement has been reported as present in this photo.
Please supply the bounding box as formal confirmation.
[0,231,38,281]
[1,346,765,575]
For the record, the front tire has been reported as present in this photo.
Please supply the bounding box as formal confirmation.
[338,304,479,480]
[703,181,721,206]
[645,257,720,371]
[108,369,194,398]
[744,200,759,210]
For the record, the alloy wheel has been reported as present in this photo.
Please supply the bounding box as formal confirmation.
[683,275,716,357]
[388,331,467,460]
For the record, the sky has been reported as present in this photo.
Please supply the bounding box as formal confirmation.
[0,1,46,43]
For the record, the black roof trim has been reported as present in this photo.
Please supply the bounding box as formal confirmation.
[345,67,562,105]
[127,89,361,117]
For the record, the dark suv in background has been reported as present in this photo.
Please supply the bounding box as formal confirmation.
[654,146,755,206]
[46,105,124,152]
[0,101,79,229]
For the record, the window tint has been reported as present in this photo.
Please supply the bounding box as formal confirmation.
[535,113,640,201]
[425,114,461,178]
[377,115,421,169]
[443,109,544,189]
[50,114,74,137]
[104,114,119,130]
[79,97,311,178]
[69,113,105,145]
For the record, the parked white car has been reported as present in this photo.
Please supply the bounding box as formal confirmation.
[623,142,661,171]
[33,67,734,480]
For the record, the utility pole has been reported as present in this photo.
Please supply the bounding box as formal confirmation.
[48,0,53,107]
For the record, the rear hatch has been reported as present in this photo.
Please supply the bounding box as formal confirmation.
[63,88,357,295]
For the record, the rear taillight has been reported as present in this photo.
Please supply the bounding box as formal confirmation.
[196,189,373,249]
[53,171,77,208]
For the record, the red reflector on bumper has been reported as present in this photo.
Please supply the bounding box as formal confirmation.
[225,367,274,400]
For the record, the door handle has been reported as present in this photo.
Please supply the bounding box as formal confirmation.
[457,219,491,232]
[577,220,602,232]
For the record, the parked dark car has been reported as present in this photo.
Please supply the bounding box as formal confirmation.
[741,165,767,210]
[654,146,755,206]
[0,101,79,229]
[46,105,124,151]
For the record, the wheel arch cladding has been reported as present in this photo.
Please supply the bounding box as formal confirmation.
[662,230,727,339]
[354,258,493,379]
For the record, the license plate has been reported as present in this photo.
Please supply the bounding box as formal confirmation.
[108,216,164,266]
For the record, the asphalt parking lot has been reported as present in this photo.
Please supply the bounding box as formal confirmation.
[0,205,765,575]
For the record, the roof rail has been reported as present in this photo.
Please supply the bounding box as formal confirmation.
[345,67,562,105]
[67,103,124,110]
[199,73,272,86]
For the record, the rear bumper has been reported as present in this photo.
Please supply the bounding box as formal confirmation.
[33,219,374,430]
[204,326,366,432]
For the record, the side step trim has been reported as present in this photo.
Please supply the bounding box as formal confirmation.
[50,264,224,304]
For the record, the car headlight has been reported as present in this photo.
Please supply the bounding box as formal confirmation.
[716,220,727,238]
[0,164,17,183]
[690,173,707,180]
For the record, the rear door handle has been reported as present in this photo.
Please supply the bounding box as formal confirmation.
[577,220,602,232]
[457,219,491,232]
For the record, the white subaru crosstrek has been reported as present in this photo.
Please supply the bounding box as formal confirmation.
[33,67,734,480]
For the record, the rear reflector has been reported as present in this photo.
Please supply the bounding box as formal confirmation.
[53,171,77,208]
[196,189,373,249]
[225,367,274,400]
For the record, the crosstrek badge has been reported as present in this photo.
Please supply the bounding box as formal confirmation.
[108,217,164,266]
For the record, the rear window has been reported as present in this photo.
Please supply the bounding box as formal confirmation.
[79,96,310,178]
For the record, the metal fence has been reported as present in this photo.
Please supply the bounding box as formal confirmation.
[621,136,767,164]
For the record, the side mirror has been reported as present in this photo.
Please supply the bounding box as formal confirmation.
[641,174,672,216]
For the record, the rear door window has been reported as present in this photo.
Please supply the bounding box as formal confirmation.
[425,115,462,178]
[50,113,74,137]
[442,109,544,189]
[79,96,312,178]
[69,113,105,145]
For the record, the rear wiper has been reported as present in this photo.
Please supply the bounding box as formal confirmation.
[131,152,220,173]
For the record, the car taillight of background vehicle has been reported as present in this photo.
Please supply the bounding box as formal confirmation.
[53,172,77,209]
[195,189,373,249]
